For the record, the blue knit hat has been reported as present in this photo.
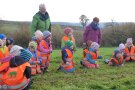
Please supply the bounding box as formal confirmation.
[20,49,32,61]
[43,31,51,39]
[6,38,14,46]
[31,36,37,41]
[0,34,6,39]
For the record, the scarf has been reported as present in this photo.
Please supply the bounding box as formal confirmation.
[90,22,100,30]
[38,11,49,21]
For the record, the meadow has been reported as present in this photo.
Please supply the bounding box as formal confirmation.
[30,47,135,90]
[1,20,135,90]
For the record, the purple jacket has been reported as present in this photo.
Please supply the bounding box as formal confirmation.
[83,24,101,44]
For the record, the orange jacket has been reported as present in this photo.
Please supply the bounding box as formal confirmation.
[0,62,30,90]
[62,36,75,43]
[90,51,98,60]
[82,49,89,59]
[0,46,10,75]
[61,36,76,50]
[0,46,9,59]
[30,51,42,75]
[125,46,135,60]
[83,49,98,60]
[125,46,135,54]
[110,56,124,65]
[62,49,74,70]
[39,40,51,70]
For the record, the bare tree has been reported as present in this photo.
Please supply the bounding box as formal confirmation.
[79,15,89,29]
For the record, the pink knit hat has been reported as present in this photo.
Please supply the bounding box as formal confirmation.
[64,27,73,35]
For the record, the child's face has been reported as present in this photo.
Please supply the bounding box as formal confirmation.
[46,36,52,41]
[8,44,13,50]
[68,31,73,37]
[29,46,36,52]
[87,40,92,48]
[0,39,4,48]
[2,38,6,45]
[70,45,74,50]
[127,42,132,47]
[37,36,43,41]
[94,48,98,51]
[120,49,125,53]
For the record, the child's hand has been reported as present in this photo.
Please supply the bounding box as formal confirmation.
[37,61,40,64]
[95,61,98,64]
[66,62,70,65]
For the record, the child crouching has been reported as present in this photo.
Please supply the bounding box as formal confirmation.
[58,40,75,73]
[80,42,100,68]
[105,43,127,66]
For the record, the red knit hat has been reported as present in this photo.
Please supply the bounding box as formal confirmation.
[64,27,73,35]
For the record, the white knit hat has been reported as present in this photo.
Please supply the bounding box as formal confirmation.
[119,43,125,50]
[127,38,133,43]
[91,42,100,50]
[35,30,43,39]
[10,45,23,56]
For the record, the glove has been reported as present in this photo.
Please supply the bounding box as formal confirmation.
[95,61,98,64]
[98,55,103,59]
[104,59,110,64]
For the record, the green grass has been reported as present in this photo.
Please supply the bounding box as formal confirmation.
[30,47,135,90]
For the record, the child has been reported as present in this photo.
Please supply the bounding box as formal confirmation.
[82,40,93,59]
[36,30,52,73]
[0,49,32,90]
[0,34,12,76]
[80,42,100,68]
[125,38,135,62]
[28,41,42,75]
[106,43,127,66]
[0,34,9,59]
[34,30,44,50]
[61,27,76,51]
[58,40,75,73]
[10,45,33,63]
[6,38,14,51]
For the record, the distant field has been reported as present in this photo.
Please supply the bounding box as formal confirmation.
[30,47,135,90]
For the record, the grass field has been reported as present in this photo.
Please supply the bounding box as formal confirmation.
[30,47,135,90]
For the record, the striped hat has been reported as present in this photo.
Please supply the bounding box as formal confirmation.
[20,49,32,61]
[10,45,23,56]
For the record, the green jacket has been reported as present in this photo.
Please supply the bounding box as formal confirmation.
[31,11,51,35]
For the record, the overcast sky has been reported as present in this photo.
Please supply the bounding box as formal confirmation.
[0,0,135,22]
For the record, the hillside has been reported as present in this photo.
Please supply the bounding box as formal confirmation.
[0,20,107,31]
